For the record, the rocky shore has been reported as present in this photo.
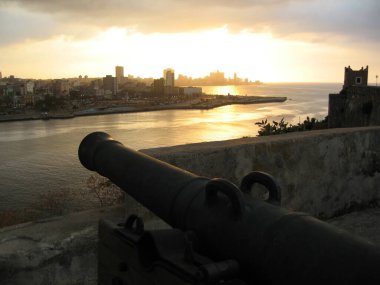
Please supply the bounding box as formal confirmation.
[0,95,286,123]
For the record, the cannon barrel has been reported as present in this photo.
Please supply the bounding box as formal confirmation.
[79,132,380,284]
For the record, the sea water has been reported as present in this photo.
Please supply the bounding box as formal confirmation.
[0,83,341,209]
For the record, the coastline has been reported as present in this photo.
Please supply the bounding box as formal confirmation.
[0,95,286,123]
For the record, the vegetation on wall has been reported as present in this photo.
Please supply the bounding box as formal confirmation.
[255,116,328,136]
[83,174,125,207]
[0,174,125,228]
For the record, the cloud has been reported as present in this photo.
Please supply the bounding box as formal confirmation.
[0,6,57,45]
[1,0,379,45]
[271,0,380,42]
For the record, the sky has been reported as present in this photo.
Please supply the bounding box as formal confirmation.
[0,0,379,82]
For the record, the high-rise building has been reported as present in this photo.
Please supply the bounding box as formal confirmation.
[152,78,165,96]
[0,71,2,79]
[163,68,175,87]
[103,75,118,95]
[209,70,225,85]
[115,66,124,79]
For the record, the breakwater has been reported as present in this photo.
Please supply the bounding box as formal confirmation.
[0,95,286,123]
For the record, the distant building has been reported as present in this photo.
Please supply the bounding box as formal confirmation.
[103,75,118,95]
[176,74,192,86]
[0,83,5,96]
[34,80,52,96]
[25,81,34,94]
[343,65,368,88]
[5,85,15,97]
[0,84,13,97]
[72,80,81,88]
[164,86,179,96]
[115,66,124,79]
[152,78,165,96]
[209,70,225,85]
[91,79,104,97]
[0,71,2,79]
[91,79,103,89]
[23,93,35,106]
[164,68,175,87]
[53,80,70,96]
[180,87,202,96]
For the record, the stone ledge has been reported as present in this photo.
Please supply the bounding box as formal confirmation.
[143,126,380,155]
[0,206,125,285]
[329,206,380,245]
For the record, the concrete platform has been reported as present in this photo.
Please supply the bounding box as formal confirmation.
[328,206,380,245]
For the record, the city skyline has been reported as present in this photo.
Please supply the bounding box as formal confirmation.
[0,0,379,82]
[0,66,256,83]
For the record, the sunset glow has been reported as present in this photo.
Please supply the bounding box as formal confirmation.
[1,0,379,82]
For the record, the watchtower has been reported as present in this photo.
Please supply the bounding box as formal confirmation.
[343,65,368,88]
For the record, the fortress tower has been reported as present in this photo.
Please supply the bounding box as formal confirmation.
[343,65,368,88]
[329,65,380,128]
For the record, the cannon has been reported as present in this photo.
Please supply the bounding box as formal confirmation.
[78,132,380,285]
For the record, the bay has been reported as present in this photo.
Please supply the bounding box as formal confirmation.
[0,83,341,210]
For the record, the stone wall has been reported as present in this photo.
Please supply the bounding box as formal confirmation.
[144,126,380,219]
[329,86,380,128]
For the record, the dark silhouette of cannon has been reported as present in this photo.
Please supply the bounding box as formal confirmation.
[79,132,380,285]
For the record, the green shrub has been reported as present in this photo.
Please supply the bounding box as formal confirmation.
[255,116,328,136]
[0,175,125,228]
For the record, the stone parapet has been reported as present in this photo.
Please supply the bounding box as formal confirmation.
[144,126,380,219]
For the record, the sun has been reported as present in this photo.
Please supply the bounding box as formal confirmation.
[75,27,279,80]
[1,25,366,82]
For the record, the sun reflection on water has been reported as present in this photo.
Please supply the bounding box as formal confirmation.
[205,85,241,96]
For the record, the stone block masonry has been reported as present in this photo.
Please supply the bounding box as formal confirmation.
[329,86,380,128]
[0,207,124,285]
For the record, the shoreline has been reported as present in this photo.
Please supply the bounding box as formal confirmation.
[0,95,286,123]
